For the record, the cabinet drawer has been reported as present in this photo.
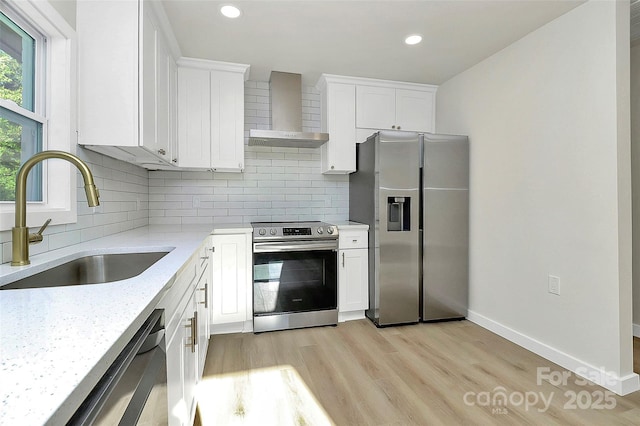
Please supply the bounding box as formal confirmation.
[339,230,368,249]
[161,260,198,339]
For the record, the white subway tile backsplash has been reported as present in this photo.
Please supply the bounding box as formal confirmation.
[0,79,350,259]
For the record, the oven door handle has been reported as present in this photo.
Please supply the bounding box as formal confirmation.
[253,240,338,253]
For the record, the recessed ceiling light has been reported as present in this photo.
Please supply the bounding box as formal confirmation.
[405,35,422,45]
[220,5,241,18]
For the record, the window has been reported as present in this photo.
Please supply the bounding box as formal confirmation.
[0,8,45,202]
[0,0,76,232]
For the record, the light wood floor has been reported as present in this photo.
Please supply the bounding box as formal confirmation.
[196,320,640,425]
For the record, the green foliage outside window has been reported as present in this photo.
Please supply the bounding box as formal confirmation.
[0,50,23,201]
[0,10,40,203]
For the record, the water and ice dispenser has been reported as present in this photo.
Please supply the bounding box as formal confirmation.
[387,197,411,231]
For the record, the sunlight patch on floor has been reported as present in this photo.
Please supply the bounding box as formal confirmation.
[197,365,334,425]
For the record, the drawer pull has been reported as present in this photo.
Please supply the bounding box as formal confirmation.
[198,282,208,308]
[185,313,197,353]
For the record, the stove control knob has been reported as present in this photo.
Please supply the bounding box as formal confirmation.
[258,228,266,236]
[270,229,277,235]
[317,227,324,234]
[327,227,334,234]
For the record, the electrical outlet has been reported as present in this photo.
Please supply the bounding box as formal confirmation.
[548,275,560,295]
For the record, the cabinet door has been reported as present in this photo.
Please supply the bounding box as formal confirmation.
[356,85,395,130]
[196,263,210,379]
[166,294,199,426]
[395,89,435,132]
[210,71,245,171]
[140,7,157,154]
[140,4,172,161]
[168,56,178,164]
[211,234,249,324]
[321,83,356,174]
[166,320,185,426]
[177,67,211,168]
[183,295,198,425]
[77,0,138,147]
[338,248,369,312]
[154,34,171,159]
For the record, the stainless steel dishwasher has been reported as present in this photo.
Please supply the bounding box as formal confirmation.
[67,309,168,425]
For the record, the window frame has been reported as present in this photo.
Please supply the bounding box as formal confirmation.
[0,0,77,231]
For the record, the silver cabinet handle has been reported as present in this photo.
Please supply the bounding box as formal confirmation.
[198,281,208,309]
[185,313,197,353]
[158,149,166,155]
[342,252,345,267]
[172,158,178,163]
[397,126,401,130]
[200,256,209,260]
[391,125,396,129]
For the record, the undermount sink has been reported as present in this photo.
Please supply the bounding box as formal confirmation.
[1,251,170,290]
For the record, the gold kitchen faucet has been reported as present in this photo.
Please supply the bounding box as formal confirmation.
[11,151,100,266]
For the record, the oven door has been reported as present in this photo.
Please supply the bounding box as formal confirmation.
[253,240,337,317]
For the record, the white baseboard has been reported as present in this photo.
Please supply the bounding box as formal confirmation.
[210,320,253,335]
[633,323,640,338]
[467,310,640,396]
[338,311,365,323]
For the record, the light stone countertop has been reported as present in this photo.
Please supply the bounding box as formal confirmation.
[333,220,369,230]
[0,224,249,425]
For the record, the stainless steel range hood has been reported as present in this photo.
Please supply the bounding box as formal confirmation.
[248,71,329,148]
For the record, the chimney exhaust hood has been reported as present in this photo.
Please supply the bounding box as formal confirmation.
[248,71,329,148]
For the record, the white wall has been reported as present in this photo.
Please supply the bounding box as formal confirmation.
[147,81,349,225]
[632,44,640,335]
[48,0,76,29]
[437,1,637,394]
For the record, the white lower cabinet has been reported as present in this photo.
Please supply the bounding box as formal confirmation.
[195,262,210,379]
[161,239,211,426]
[338,227,369,321]
[166,288,198,426]
[210,233,252,329]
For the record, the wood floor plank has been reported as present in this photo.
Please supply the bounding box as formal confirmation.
[197,320,640,425]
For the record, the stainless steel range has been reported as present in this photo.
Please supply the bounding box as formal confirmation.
[251,221,339,333]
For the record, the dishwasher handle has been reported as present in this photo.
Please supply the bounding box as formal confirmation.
[67,309,164,426]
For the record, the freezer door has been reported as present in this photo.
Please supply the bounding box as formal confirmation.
[375,131,421,326]
[422,134,469,321]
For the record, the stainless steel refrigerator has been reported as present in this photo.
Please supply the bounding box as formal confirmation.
[349,130,469,326]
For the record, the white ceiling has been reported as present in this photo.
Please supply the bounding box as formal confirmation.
[161,0,584,85]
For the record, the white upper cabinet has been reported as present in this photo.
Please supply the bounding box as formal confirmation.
[177,58,249,172]
[317,74,438,175]
[77,0,178,168]
[356,84,436,133]
[318,77,356,174]
[356,85,396,130]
